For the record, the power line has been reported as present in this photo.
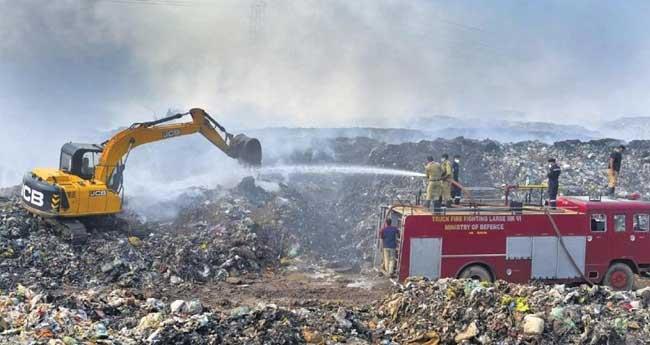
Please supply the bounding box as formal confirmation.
[95,1,192,7]
[92,0,212,7]
[437,17,487,34]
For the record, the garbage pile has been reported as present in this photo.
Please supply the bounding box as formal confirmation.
[361,137,650,197]
[164,176,344,263]
[374,277,650,344]
[0,283,373,344]
[251,173,421,263]
[0,183,281,291]
[0,173,385,292]
[5,136,650,280]
[273,136,650,260]
[0,284,282,344]
[3,277,650,344]
[221,137,650,264]
[286,136,650,197]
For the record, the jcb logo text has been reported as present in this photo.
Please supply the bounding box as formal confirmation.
[90,190,107,197]
[163,129,181,138]
[22,185,44,207]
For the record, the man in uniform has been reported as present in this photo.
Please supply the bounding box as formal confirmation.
[441,153,453,207]
[546,158,561,209]
[424,156,443,208]
[451,154,461,205]
[608,145,625,195]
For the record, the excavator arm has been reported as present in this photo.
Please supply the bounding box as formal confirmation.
[93,108,261,184]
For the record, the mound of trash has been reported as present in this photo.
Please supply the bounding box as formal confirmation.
[0,185,280,291]
[3,277,650,344]
[0,284,295,344]
[0,283,374,344]
[266,137,650,261]
[374,278,650,344]
[282,136,650,198]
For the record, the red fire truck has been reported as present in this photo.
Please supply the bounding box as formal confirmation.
[379,186,650,290]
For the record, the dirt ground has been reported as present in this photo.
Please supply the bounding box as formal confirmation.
[77,255,650,316]
[149,268,650,312]
[147,263,394,311]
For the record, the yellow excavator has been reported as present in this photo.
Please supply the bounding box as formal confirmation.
[21,108,262,241]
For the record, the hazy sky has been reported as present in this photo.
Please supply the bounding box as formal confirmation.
[1,0,649,184]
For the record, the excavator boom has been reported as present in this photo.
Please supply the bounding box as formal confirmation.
[95,108,261,184]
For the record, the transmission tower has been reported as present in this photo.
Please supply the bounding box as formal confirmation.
[249,0,266,44]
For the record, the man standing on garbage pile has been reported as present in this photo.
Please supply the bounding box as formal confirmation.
[546,158,561,209]
[451,154,461,205]
[379,218,399,276]
[608,145,625,195]
[424,156,443,208]
[441,153,453,207]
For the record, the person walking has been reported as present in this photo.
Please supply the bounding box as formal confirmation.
[608,145,625,195]
[424,156,443,208]
[379,218,399,275]
[546,158,561,209]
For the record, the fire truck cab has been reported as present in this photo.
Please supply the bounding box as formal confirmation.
[380,186,650,290]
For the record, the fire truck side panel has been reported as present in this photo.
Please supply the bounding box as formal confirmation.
[399,216,442,281]
[555,236,587,278]
[400,213,590,283]
[438,223,506,255]
[396,196,650,285]
[409,237,442,278]
[499,259,531,283]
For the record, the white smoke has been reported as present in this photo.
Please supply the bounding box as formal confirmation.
[1,0,650,191]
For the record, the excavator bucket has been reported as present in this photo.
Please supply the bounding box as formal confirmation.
[230,134,262,166]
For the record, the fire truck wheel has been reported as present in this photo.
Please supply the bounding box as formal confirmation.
[604,263,634,290]
[458,265,493,282]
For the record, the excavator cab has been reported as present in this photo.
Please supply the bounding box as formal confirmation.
[59,143,126,194]
[59,143,103,180]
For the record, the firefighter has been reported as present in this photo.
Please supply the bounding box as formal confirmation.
[547,158,561,209]
[607,145,625,195]
[441,153,453,206]
[379,218,399,275]
[424,156,443,208]
[451,154,461,205]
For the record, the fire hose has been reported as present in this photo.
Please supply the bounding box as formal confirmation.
[447,183,593,285]
[451,180,476,205]
[457,184,594,286]
[544,208,594,286]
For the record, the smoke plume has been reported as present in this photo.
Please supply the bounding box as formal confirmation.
[1,0,649,188]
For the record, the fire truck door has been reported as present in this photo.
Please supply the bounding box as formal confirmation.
[631,213,650,264]
[609,213,634,261]
[585,212,610,276]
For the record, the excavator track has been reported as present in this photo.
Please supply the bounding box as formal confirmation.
[44,215,143,244]
[45,218,89,244]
